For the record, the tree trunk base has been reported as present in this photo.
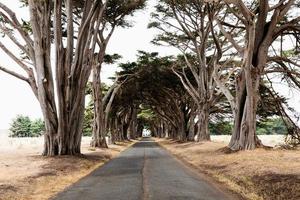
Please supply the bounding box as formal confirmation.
[196,135,211,142]
[90,138,108,148]
[43,134,83,156]
[228,136,263,151]
[221,140,271,153]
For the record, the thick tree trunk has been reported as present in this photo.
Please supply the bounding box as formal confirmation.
[229,71,262,150]
[123,111,133,140]
[188,110,196,141]
[129,107,138,139]
[176,108,188,142]
[90,67,108,148]
[43,116,59,156]
[42,64,88,155]
[10,0,114,156]
[116,118,124,142]
[110,119,116,144]
[229,23,264,150]
[28,1,61,156]
[122,121,129,140]
[178,121,186,142]
[196,104,210,141]
[29,0,103,155]
[160,122,165,138]
[61,93,86,155]
[157,123,163,138]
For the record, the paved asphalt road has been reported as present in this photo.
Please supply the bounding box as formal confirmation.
[53,138,232,200]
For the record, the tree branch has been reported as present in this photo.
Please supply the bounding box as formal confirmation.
[0,65,29,82]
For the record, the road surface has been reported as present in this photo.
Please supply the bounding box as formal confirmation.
[53,138,233,200]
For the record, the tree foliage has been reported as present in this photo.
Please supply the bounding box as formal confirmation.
[257,118,287,135]
[9,115,44,137]
[83,100,93,137]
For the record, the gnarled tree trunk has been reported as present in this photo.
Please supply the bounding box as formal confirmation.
[196,104,210,141]
[29,0,60,156]
[229,71,262,150]
[30,0,101,155]
[229,24,262,150]
[187,110,196,141]
[129,107,138,139]
[90,66,108,148]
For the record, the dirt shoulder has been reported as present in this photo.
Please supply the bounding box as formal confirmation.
[156,138,300,200]
[0,140,136,200]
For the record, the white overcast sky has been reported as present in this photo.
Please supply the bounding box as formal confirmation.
[0,0,299,129]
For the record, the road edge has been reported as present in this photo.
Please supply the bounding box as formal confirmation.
[154,138,243,200]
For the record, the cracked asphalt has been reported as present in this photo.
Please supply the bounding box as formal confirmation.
[53,138,232,200]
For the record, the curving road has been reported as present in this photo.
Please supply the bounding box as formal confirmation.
[53,138,233,200]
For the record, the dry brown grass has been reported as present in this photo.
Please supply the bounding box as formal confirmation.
[0,140,135,200]
[157,138,300,200]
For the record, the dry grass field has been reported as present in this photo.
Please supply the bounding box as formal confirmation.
[1,131,298,200]
[157,137,300,200]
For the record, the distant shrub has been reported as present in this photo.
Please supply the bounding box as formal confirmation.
[83,100,93,136]
[256,117,287,135]
[9,115,31,137]
[209,117,287,136]
[9,115,45,137]
[209,121,233,135]
[30,119,45,137]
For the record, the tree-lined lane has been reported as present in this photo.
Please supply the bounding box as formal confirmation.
[53,138,232,200]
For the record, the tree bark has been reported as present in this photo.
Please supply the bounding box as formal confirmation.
[229,24,262,150]
[196,104,210,141]
[29,0,100,155]
[229,71,262,150]
[28,0,61,156]
[90,66,108,148]
[188,110,196,141]
[129,107,138,139]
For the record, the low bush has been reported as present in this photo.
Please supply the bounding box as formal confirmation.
[9,115,45,137]
[209,117,287,135]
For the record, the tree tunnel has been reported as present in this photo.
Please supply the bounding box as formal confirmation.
[102,51,231,142]
[86,51,290,145]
